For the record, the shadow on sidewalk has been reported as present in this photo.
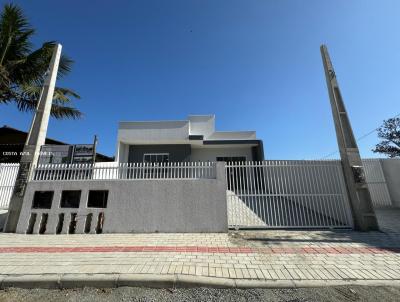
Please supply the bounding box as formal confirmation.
[231,208,400,251]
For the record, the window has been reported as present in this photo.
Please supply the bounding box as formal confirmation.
[60,190,81,208]
[87,190,108,208]
[143,153,169,163]
[32,191,54,209]
[216,156,246,162]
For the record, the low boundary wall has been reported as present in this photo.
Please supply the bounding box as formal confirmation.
[15,162,227,234]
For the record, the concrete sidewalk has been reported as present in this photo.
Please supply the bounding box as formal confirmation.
[0,209,400,288]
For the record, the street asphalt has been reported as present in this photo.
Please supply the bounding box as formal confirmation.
[1,285,400,302]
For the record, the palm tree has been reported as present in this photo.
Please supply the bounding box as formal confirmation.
[0,4,81,119]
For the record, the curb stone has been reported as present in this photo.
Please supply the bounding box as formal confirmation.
[175,275,235,288]
[2,274,60,289]
[291,280,400,288]
[60,274,118,288]
[235,279,295,288]
[1,274,400,289]
[117,274,175,288]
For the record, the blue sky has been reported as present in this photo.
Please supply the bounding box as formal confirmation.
[1,0,399,159]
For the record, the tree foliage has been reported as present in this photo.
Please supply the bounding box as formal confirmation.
[0,4,81,119]
[373,117,400,158]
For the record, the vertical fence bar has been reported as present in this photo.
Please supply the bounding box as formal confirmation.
[226,160,354,229]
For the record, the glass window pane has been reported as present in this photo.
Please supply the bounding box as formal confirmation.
[143,153,169,163]
[60,190,81,208]
[32,191,54,209]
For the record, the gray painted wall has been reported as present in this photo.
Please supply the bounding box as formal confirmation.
[16,163,227,234]
[128,145,191,163]
[190,147,253,162]
[380,159,400,207]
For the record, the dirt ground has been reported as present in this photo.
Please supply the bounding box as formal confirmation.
[0,286,400,302]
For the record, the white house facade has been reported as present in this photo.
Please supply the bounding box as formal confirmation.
[116,115,264,164]
[8,114,397,234]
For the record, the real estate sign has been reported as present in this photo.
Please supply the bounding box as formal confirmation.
[72,144,95,163]
[38,143,95,164]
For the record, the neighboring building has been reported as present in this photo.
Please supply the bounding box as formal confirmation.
[116,115,264,164]
[0,125,113,163]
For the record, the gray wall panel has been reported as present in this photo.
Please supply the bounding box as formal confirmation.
[128,145,191,163]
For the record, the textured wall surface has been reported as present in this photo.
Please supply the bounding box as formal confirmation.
[380,159,400,207]
[16,163,227,234]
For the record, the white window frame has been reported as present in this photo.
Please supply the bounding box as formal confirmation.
[143,153,170,163]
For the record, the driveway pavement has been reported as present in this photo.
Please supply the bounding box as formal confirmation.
[0,208,399,288]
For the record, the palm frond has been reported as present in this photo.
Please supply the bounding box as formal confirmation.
[0,4,34,64]
[52,87,81,103]
[0,4,82,120]
[58,54,73,79]
[20,83,80,103]
[13,95,82,119]
[49,103,82,119]
[10,42,75,85]
[36,41,74,78]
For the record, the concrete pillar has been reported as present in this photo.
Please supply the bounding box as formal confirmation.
[320,45,379,231]
[32,213,43,235]
[90,212,98,234]
[216,161,226,184]
[45,214,58,235]
[61,213,71,235]
[75,213,86,234]
[4,44,62,232]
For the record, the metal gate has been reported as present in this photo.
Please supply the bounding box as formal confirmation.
[0,163,19,209]
[226,160,353,229]
[362,159,392,207]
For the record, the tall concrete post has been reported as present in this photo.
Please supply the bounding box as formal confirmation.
[320,45,379,231]
[4,44,62,233]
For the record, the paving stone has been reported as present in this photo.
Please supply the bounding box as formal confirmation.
[2,209,400,284]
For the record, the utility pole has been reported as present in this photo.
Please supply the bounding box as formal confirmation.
[92,135,98,163]
[4,44,62,232]
[320,44,379,231]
